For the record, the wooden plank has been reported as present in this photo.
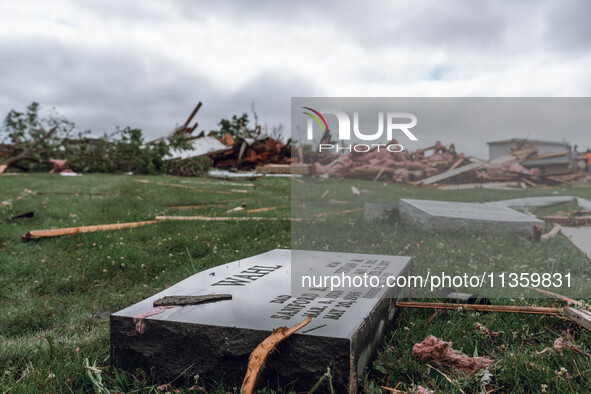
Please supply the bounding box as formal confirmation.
[155,215,299,221]
[420,145,537,186]
[437,182,520,190]
[419,161,483,185]
[528,150,569,161]
[446,158,464,173]
[396,301,562,315]
[22,220,156,242]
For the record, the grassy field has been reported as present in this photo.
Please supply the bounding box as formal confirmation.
[1,173,591,393]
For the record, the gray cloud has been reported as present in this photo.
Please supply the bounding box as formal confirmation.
[0,0,590,153]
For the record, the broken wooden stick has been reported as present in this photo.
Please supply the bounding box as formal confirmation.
[530,287,583,307]
[541,224,562,240]
[155,215,299,222]
[22,220,157,242]
[153,294,232,307]
[246,206,279,213]
[242,316,311,394]
[396,301,563,315]
[314,208,364,217]
[165,203,227,210]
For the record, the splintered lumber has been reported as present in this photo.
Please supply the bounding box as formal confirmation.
[165,203,227,210]
[135,180,234,195]
[153,294,232,307]
[446,158,465,172]
[420,143,537,186]
[419,161,483,185]
[22,220,156,242]
[314,208,364,217]
[155,215,299,222]
[564,308,591,332]
[396,301,563,315]
[246,206,279,213]
[242,316,311,394]
[528,150,569,161]
[541,224,562,240]
[530,287,582,306]
[181,102,202,132]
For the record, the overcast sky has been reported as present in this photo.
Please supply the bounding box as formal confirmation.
[1,0,590,157]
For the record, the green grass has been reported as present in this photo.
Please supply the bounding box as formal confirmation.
[1,173,591,392]
[0,174,290,392]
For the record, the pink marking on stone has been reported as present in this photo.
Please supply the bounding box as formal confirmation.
[133,306,176,334]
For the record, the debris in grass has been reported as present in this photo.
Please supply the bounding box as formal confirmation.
[476,323,503,338]
[412,335,494,372]
[242,316,311,394]
[22,220,157,242]
[153,294,232,307]
[541,224,562,240]
[314,208,364,217]
[396,301,563,316]
[537,337,590,357]
[563,307,591,332]
[155,215,298,222]
[2,211,34,222]
[530,287,582,307]
[245,206,279,213]
[529,225,544,241]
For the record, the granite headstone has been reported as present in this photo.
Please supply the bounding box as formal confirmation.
[111,249,412,393]
[400,198,543,234]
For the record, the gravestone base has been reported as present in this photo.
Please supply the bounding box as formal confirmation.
[364,203,397,222]
[111,249,412,393]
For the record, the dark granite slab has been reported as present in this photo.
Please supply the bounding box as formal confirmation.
[111,249,412,393]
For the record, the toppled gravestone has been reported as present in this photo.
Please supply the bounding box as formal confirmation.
[400,198,543,234]
[111,249,412,393]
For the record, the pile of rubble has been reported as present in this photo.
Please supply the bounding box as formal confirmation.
[308,140,588,187]
[161,102,290,172]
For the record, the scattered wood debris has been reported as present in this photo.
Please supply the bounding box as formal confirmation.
[530,287,582,306]
[396,302,563,315]
[242,316,311,394]
[476,323,503,338]
[308,139,586,187]
[135,180,235,195]
[22,220,156,242]
[541,224,562,240]
[245,206,279,213]
[313,208,364,217]
[155,215,298,222]
[529,225,544,241]
[537,337,590,357]
[544,211,591,226]
[412,335,494,372]
[165,203,228,209]
[2,211,34,222]
[153,294,232,307]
